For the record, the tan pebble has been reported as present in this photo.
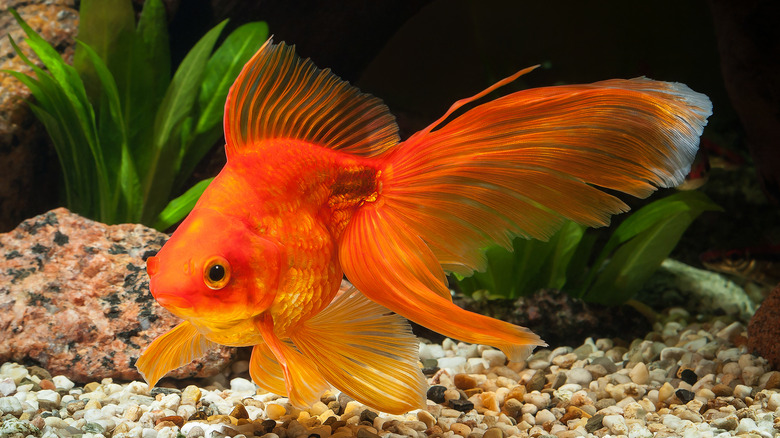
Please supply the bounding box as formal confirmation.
[309,401,329,416]
[454,373,478,390]
[516,420,532,431]
[207,414,233,424]
[629,362,649,385]
[552,353,578,369]
[84,399,102,410]
[230,404,249,419]
[658,382,674,403]
[444,389,461,401]
[465,387,483,397]
[505,385,526,401]
[441,408,463,417]
[154,420,177,430]
[181,385,202,405]
[123,405,142,421]
[156,415,184,428]
[113,422,132,435]
[242,397,264,409]
[483,426,505,438]
[417,409,436,429]
[501,397,523,418]
[559,405,590,423]
[479,392,499,412]
[760,370,780,390]
[265,403,286,420]
[84,382,101,392]
[450,422,472,437]
[711,384,732,397]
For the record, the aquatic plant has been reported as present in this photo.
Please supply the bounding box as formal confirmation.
[454,191,722,304]
[4,0,268,229]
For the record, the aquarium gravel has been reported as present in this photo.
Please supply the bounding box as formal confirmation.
[1,308,778,438]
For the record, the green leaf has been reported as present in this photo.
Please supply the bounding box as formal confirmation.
[73,0,136,103]
[582,191,722,304]
[153,177,214,230]
[174,21,268,191]
[540,221,586,290]
[141,20,228,224]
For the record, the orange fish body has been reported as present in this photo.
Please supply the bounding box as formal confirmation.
[137,39,711,414]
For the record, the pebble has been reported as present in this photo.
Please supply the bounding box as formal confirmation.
[0,308,774,438]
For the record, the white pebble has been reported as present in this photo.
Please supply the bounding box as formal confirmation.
[36,389,61,405]
[482,349,507,367]
[0,396,23,416]
[0,363,28,384]
[565,368,592,386]
[438,356,467,372]
[736,417,758,434]
[230,377,257,393]
[603,414,628,435]
[522,391,550,409]
[535,409,555,424]
[733,384,752,399]
[767,393,780,411]
[0,378,16,396]
[52,375,75,391]
[419,343,444,361]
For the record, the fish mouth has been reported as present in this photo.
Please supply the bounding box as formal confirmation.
[152,292,193,310]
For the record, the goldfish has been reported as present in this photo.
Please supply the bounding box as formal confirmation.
[136,39,711,414]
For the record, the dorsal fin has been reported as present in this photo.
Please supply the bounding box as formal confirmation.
[224,39,400,158]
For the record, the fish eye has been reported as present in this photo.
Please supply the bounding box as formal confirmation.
[203,256,231,290]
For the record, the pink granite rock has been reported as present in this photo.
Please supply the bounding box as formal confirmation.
[0,208,236,382]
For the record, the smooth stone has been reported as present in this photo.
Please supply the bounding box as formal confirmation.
[566,368,592,386]
[589,357,617,374]
[482,349,508,367]
[629,362,649,385]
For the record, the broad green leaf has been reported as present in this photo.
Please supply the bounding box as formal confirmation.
[584,215,691,305]
[141,20,228,224]
[583,192,722,304]
[578,191,722,295]
[540,221,586,290]
[154,177,214,230]
[125,0,170,160]
[196,21,268,135]
[174,21,268,191]
[73,0,135,103]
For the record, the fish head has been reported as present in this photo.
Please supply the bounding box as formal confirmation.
[146,207,281,330]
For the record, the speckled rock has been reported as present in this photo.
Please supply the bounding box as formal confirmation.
[0,0,78,232]
[748,284,780,369]
[0,208,236,382]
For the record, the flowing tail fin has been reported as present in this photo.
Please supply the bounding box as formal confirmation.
[340,71,711,361]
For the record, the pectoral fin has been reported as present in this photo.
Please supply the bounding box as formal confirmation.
[136,321,217,388]
[256,315,330,407]
[290,288,427,414]
[249,342,287,396]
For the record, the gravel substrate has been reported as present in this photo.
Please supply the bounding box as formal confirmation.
[1,307,779,438]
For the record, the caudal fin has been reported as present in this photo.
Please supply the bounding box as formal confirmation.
[340,70,710,360]
[381,74,711,275]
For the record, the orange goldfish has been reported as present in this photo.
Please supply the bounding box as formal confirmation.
[136,39,711,413]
